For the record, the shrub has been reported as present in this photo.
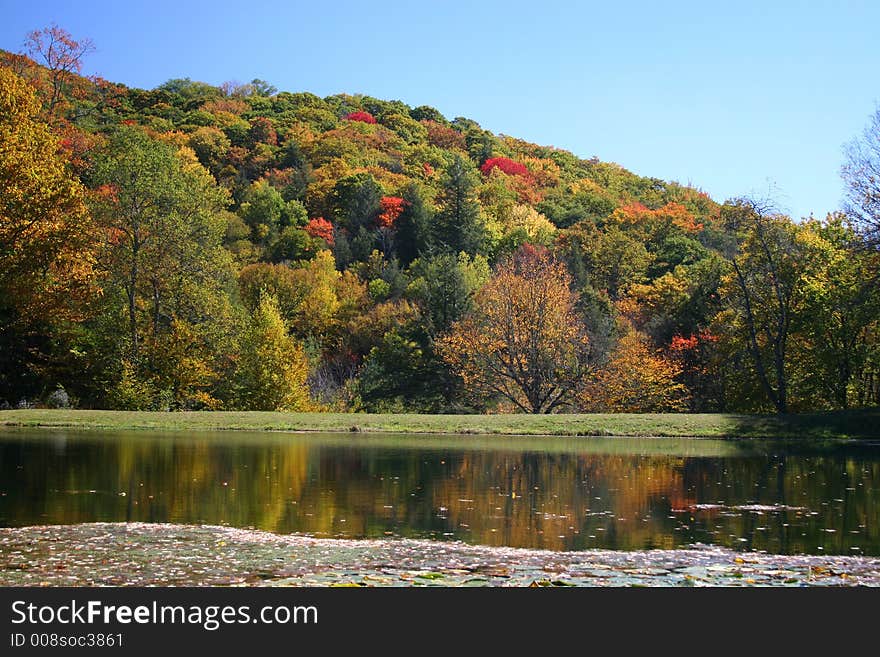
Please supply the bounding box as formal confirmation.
[46,386,71,409]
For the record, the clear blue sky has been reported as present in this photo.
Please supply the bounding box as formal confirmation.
[2,0,879,219]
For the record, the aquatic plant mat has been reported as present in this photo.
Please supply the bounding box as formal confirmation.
[1,523,878,587]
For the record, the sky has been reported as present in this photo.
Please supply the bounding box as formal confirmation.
[2,0,879,220]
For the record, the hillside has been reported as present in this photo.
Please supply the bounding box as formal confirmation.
[1,32,878,415]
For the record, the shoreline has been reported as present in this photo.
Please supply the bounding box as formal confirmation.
[0,408,878,440]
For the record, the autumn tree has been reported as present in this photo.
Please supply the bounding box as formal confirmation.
[376,195,406,255]
[345,111,376,124]
[305,217,334,245]
[0,66,96,401]
[438,246,590,413]
[236,291,310,411]
[480,157,531,178]
[580,326,689,412]
[23,24,95,115]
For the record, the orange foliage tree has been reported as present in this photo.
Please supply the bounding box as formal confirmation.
[305,217,334,245]
[438,245,591,413]
[580,326,689,412]
[377,196,406,228]
[613,201,703,239]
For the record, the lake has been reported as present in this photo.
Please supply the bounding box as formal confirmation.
[1,429,877,556]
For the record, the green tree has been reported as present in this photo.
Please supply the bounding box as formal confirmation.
[330,172,382,230]
[88,126,232,370]
[393,183,433,266]
[798,215,880,408]
[406,252,490,336]
[718,200,818,413]
[433,154,487,256]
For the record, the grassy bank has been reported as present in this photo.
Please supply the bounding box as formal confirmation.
[0,408,877,439]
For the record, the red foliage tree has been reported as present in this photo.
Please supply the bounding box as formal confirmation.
[377,196,407,228]
[305,217,334,245]
[480,157,531,178]
[345,111,376,124]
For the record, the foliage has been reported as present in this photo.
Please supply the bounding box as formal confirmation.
[1,28,878,414]
[377,196,406,228]
[580,326,689,412]
[305,217,334,245]
[717,200,820,413]
[439,246,591,413]
[480,157,531,178]
[0,65,96,400]
[345,111,376,124]
[236,291,310,411]
[433,154,487,256]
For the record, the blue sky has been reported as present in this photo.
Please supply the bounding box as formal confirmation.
[2,0,878,219]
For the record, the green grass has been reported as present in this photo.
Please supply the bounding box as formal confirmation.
[0,408,877,439]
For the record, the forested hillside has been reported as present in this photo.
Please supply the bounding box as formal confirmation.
[1,27,878,414]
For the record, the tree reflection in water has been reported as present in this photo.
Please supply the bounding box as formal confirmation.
[0,430,877,555]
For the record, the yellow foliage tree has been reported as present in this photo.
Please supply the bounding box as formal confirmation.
[0,65,95,322]
[237,291,311,411]
[289,249,341,338]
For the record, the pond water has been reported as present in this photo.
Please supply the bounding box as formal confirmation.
[0,429,878,556]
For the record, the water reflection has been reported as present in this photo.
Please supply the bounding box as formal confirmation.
[0,430,877,555]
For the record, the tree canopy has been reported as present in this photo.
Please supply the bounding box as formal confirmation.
[0,26,878,414]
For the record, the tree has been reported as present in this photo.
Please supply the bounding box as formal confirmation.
[330,172,382,230]
[376,195,406,255]
[438,246,590,413]
[842,106,880,247]
[345,111,376,124]
[580,326,689,412]
[480,157,531,178]
[0,66,95,319]
[718,199,818,413]
[23,24,95,114]
[304,217,334,245]
[393,183,432,266]
[0,66,96,401]
[798,215,880,408]
[406,252,489,337]
[236,291,310,411]
[433,154,487,256]
[88,127,231,366]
